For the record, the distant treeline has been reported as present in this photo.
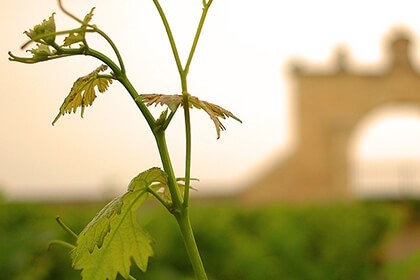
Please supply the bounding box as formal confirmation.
[1,199,420,279]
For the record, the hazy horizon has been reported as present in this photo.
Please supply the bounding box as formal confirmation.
[2,0,420,201]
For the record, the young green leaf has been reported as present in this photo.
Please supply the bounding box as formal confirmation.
[63,32,85,47]
[156,108,169,127]
[140,93,242,139]
[63,8,95,47]
[71,167,168,280]
[24,13,56,44]
[53,65,113,125]
[27,44,56,61]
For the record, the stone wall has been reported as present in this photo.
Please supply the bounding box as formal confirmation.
[240,30,420,204]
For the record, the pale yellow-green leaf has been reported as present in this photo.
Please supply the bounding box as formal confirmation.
[25,13,56,44]
[156,108,169,126]
[63,8,95,47]
[82,8,95,26]
[27,44,56,61]
[53,65,112,125]
[63,33,85,47]
[71,167,168,280]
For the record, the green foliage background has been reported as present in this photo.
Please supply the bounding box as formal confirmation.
[1,198,419,280]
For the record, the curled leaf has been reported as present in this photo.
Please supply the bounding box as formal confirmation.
[63,8,95,46]
[9,43,58,64]
[53,65,113,125]
[140,93,242,139]
[156,108,169,126]
[27,44,56,61]
[24,13,56,44]
[63,33,85,47]
[140,94,181,112]
[188,95,242,139]
[82,7,95,25]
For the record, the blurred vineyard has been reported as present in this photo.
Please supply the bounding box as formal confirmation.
[1,193,420,280]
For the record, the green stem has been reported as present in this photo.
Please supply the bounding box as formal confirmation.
[180,0,213,207]
[48,240,76,250]
[85,48,121,76]
[147,186,171,212]
[150,1,214,279]
[152,0,184,77]
[57,0,126,72]
[94,27,126,74]
[117,75,156,132]
[58,0,83,24]
[161,106,179,130]
[184,0,213,75]
[55,216,78,239]
[182,91,192,206]
[42,46,152,130]
[20,28,93,49]
[34,45,122,76]
[154,131,183,209]
[175,209,208,280]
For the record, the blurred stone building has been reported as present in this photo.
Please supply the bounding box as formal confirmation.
[240,29,420,204]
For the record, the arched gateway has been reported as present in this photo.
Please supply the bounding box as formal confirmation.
[240,30,420,204]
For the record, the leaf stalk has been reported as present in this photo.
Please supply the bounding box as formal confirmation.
[175,209,208,280]
[151,1,214,278]
[154,131,184,209]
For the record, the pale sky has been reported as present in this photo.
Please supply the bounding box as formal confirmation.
[2,0,420,200]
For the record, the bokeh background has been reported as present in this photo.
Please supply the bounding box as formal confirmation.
[2,0,420,279]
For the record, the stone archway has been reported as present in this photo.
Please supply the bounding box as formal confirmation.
[349,104,420,198]
[240,29,420,204]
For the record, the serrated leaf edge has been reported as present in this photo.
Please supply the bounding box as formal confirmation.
[52,64,112,125]
[139,93,241,139]
[71,168,167,279]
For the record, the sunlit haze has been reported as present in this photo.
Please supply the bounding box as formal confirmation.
[2,0,420,200]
